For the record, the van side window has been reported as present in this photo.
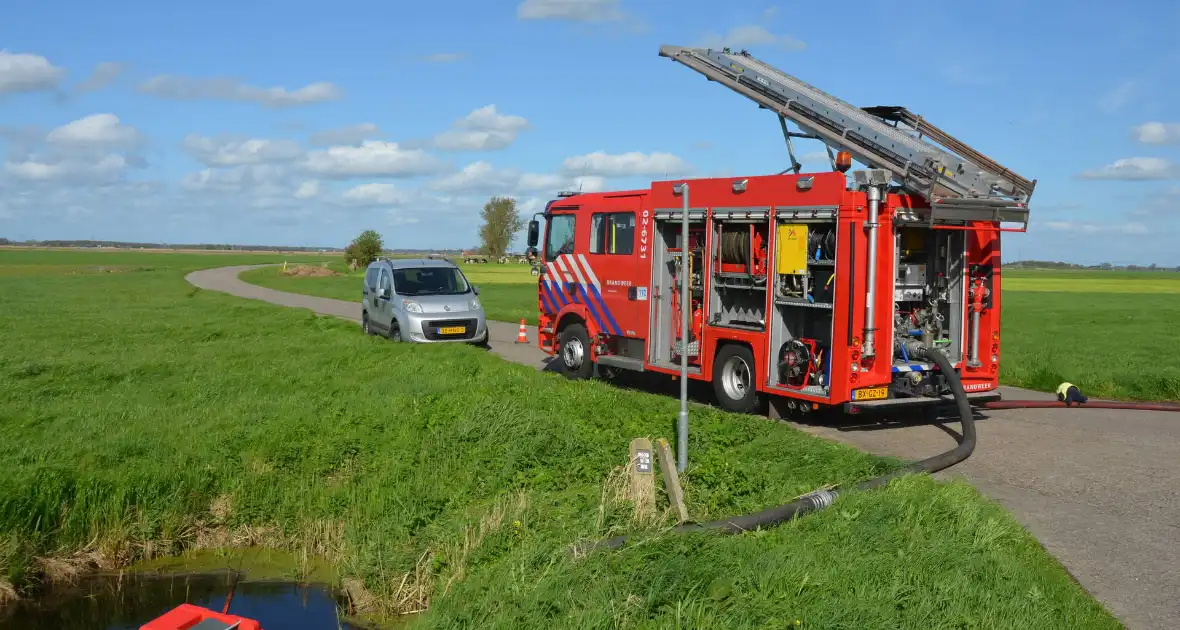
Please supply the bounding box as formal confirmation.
[590,212,635,255]
[545,214,577,260]
[365,267,376,288]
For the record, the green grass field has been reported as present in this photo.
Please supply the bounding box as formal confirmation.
[0,248,1116,628]
[999,269,1180,401]
[241,261,1180,402]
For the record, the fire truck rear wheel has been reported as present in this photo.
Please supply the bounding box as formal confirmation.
[713,344,760,413]
[557,323,594,380]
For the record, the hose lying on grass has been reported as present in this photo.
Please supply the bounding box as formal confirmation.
[585,344,974,552]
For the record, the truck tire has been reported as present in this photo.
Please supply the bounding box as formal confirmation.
[557,323,594,380]
[712,343,760,413]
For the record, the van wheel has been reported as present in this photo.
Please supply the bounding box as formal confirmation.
[557,323,594,380]
[713,344,760,413]
[388,322,402,342]
[362,313,373,336]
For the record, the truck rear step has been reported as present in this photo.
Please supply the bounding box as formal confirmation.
[596,355,645,372]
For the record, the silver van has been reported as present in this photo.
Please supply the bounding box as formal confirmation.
[361,257,488,345]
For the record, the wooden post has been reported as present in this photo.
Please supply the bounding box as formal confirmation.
[656,438,689,523]
[629,438,655,523]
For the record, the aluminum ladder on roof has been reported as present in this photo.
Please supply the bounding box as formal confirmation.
[658,45,1036,229]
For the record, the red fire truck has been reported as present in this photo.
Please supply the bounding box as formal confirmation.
[526,45,1034,418]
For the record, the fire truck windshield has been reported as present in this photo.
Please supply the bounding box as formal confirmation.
[545,214,576,260]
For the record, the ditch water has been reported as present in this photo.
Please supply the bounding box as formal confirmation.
[0,571,366,630]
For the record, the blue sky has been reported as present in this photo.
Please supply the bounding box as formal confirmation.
[1,0,1178,265]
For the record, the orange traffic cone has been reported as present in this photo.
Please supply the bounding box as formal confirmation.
[515,319,529,344]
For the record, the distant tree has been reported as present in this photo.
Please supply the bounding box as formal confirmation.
[478,196,524,258]
[344,229,384,268]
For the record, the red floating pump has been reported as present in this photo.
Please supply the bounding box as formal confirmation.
[141,603,262,630]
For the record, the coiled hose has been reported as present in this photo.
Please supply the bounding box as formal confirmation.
[587,344,973,551]
[718,230,749,265]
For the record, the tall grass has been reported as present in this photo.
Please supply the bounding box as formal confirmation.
[0,251,1118,628]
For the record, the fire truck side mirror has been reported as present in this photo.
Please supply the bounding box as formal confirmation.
[527,220,540,248]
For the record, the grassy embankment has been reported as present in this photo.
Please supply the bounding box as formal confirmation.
[0,249,1117,628]
[245,262,1180,402]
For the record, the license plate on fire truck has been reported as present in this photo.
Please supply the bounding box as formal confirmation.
[852,386,888,401]
[438,326,466,335]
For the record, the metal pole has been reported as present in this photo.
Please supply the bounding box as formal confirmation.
[862,184,881,358]
[676,182,690,473]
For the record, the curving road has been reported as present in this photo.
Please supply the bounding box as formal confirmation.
[188,264,1179,629]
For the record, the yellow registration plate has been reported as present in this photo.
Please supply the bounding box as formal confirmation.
[852,386,888,401]
[438,326,466,335]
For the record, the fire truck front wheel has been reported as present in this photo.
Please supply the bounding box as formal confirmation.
[713,344,761,413]
[557,323,594,380]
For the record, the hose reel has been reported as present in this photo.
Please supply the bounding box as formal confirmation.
[719,230,750,265]
[808,228,836,260]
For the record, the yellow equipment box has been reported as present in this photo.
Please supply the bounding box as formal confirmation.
[775,224,808,275]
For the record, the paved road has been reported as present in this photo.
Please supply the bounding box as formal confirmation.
[187,265,1179,629]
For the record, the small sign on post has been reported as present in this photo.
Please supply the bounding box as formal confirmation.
[629,438,655,523]
[656,438,689,523]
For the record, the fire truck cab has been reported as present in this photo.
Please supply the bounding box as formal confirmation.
[525,44,1034,419]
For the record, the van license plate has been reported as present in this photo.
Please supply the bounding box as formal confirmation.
[853,387,888,401]
[438,326,466,335]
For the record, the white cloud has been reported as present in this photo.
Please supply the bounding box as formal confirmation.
[520,172,605,193]
[47,114,143,149]
[181,165,288,193]
[432,105,531,151]
[423,52,465,63]
[182,134,304,167]
[0,50,65,94]
[427,161,605,195]
[138,75,342,108]
[699,25,806,51]
[1078,157,1180,181]
[428,161,515,192]
[308,123,382,147]
[561,151,691,177]
[517,0,622,21]
[1098,80,1137,113]
[340,183,414,206]
[76,62,125,93]
[1132,122,1180,145]
[302,141,445,178]
[4,154,127,184]
[1044,221,1149,235]
[294,180,321,199]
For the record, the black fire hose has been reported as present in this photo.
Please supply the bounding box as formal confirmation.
[586,345,974,552]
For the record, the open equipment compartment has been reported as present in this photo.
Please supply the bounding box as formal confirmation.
[766,206,838,400]
[648,208,706,372]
